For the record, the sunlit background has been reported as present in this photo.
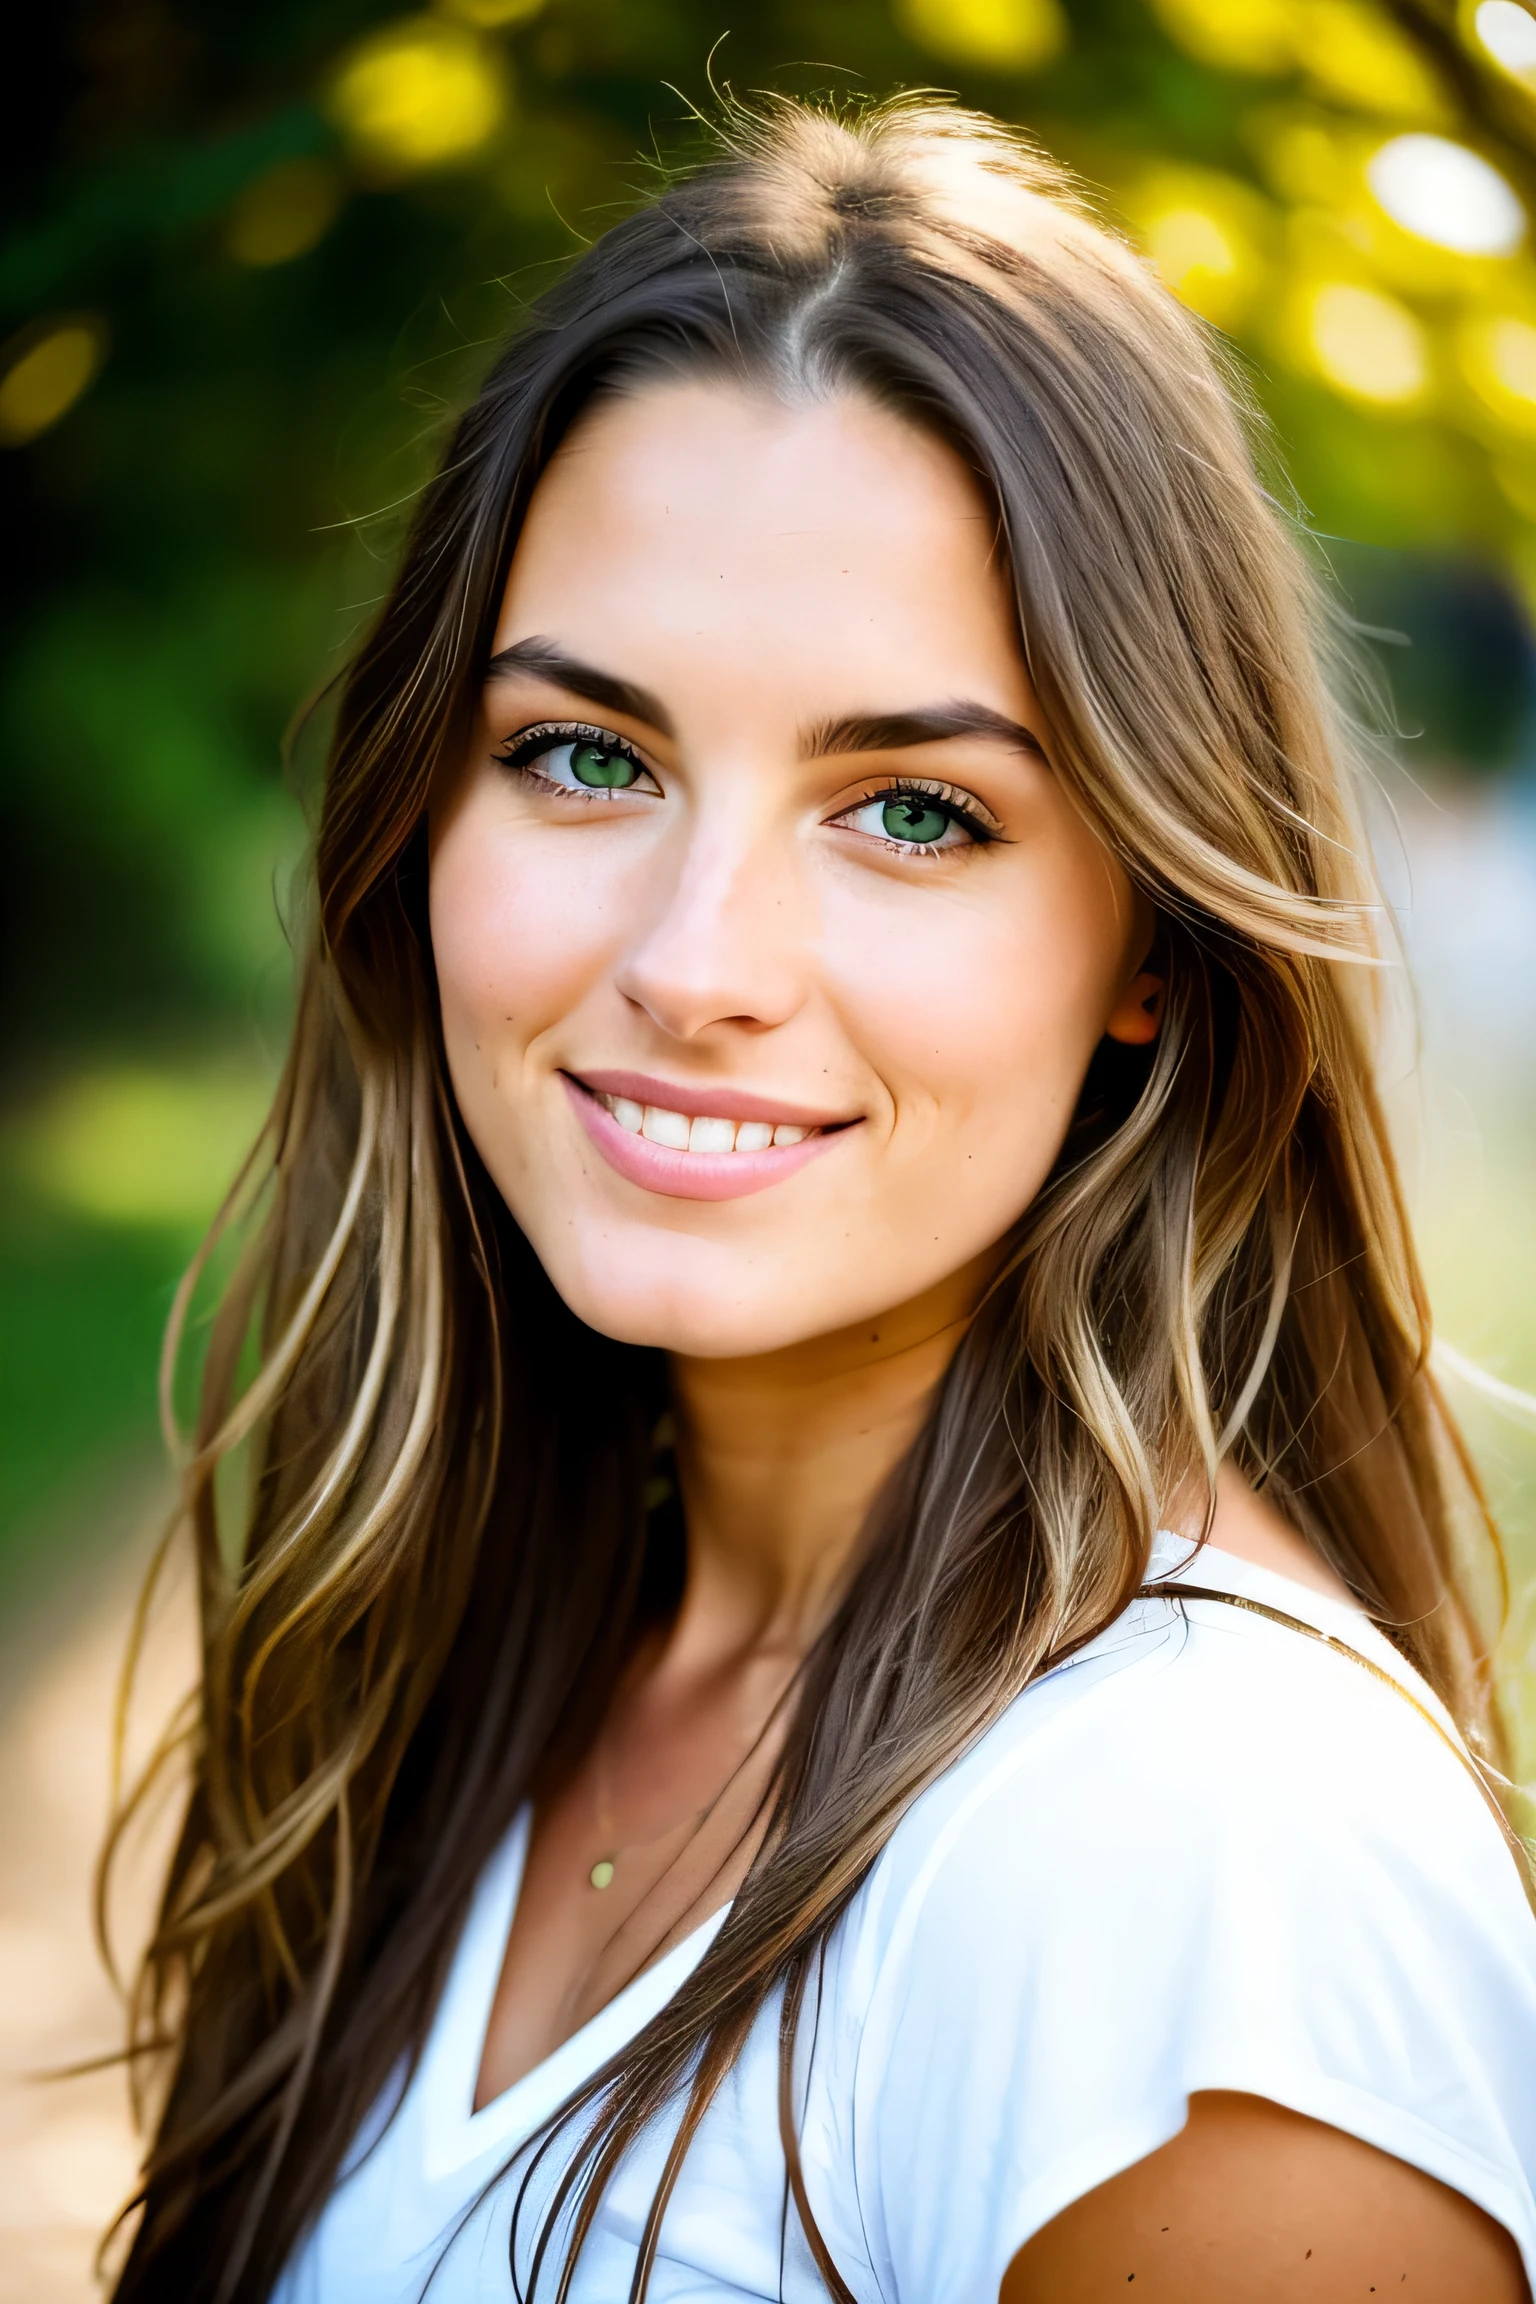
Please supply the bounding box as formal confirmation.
[3,0,1536,2292]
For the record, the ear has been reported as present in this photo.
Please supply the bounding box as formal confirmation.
[1103,966,1165,1048]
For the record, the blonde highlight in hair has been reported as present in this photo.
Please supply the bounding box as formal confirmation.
[106,96,1513,2302]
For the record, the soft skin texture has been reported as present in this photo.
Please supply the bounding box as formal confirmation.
[1003,2089,1528,2302]
[428,382,1523,2297]
[429,380,1158,1365]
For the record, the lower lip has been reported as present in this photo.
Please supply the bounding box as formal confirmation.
[563,1077,853,1202]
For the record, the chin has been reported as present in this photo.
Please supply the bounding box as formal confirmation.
[530,1227,833,1360]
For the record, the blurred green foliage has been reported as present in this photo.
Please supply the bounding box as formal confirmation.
[5,0,1536,1569]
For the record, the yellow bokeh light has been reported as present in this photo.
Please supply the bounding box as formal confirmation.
[1489,315,1536,396]
[1152,0,1450,110]
[1307,280,1429,404]
[331,18,506,172]
[1460,312,1536,432]
[437,0,546,23]
[1474,1,1536,87]
[1251,110,1351,206]
[895,0,1066,72]
[1128,167,1272,327]
[0,319,107,447]
[1368,135,1524,257]
[226,158,344,267]
[1148,0,1293,72]
[1149,209,1239,305]
[1266,138,1513,304]
[1295,1,1450,122]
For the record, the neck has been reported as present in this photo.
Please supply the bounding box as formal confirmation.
[666,1255,991,1666]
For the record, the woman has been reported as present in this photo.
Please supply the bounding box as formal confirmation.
[109,99,1536,2302]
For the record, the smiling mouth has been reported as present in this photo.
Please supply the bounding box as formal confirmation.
[591,1092,822,1156]
[562,1070,858,1200]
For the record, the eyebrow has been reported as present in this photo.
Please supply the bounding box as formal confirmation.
[484,638,1046,764]
[803,704,1048,761]
[484,637,675,738]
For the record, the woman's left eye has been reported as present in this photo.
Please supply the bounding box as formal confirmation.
[493,726,659,796]
[833,788,989,853]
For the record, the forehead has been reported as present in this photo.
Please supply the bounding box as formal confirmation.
[493,379,1030,719]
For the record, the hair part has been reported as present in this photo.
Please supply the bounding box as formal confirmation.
[105,92,1511,2303]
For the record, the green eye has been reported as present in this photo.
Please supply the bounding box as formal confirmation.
[570,741,638,788]
[881,796,950,845]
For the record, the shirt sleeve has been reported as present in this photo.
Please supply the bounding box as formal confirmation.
[842,1607,1536,2304]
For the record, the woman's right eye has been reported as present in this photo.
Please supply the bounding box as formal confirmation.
[493,726,660,798]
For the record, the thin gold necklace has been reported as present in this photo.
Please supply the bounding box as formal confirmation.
[585,1686,788,1892]
[587,1766,711,1892]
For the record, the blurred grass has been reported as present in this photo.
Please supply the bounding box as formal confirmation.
[0,1209,182,1558]
[0,1053,272,1582]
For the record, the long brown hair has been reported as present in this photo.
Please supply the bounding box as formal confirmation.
[106,96,1512,2301]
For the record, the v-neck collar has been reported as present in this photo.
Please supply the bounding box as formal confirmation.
[415,1536,1457,2187]
[418,1808,732,2183]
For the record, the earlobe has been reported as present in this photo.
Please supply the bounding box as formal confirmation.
[1103,968,1165,1047]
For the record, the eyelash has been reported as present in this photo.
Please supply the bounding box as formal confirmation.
[843,778,1001,851]
[490,727,1000,850]
[491,720,652,792]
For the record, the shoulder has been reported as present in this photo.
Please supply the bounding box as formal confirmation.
[869,1580,1527,1947]
[1002,2090,1532,2304]
[811,1581,1536,2304]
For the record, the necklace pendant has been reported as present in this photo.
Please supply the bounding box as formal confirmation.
[589,1856,615,1891]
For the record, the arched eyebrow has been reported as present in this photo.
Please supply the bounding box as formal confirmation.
[485,640,1046,765]
[802,704,1047,760]
[485,637,674,738]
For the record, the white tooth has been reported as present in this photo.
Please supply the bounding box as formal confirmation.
[611,1097,643,1134]
[772,1123,809,1147]
[688,1115,736,1154]
[734,1120,774,1153]
[642,1106,691,1150]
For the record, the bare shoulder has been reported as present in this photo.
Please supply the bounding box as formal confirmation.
[1000,2090,1530,2303]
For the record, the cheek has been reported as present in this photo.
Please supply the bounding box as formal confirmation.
[429,813,613,1057]
[821,850,1125,1161]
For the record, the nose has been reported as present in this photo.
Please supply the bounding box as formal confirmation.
[614,802,810,1041]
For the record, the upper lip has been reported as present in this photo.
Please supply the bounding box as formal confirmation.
[567,1068,858,1130]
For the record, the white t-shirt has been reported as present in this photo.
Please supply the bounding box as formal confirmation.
[274,1536,1536,2302]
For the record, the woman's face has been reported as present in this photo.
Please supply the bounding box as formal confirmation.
[430,380,1158,1358]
